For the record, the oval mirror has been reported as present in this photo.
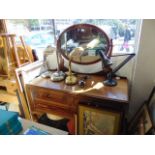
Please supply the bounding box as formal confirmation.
[57,24,112,73]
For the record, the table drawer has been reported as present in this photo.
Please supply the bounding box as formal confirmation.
[32,87,65,103]
[30,86,78,113]
[34,100,77,115]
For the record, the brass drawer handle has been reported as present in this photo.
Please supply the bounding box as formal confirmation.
[37,104,47,108]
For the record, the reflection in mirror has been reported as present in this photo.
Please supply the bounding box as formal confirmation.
[58,24,111,64]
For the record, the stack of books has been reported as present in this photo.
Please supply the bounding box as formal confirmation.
[0,110,22,135]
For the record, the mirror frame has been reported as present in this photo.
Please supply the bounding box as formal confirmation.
[56,24,113,74]
[57,24,113,65]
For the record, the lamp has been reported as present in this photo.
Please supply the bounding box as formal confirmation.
[98,51,135,86]
[65,38,100,85]
[65,47,84,85]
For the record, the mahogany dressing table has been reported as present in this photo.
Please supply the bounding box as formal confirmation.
[26,74,129,134]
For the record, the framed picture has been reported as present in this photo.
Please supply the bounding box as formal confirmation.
[147,86,155,128]
[78,105,121,135]
[128,103,153,134]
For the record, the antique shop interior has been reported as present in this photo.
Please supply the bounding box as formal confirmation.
[0,19,155,135]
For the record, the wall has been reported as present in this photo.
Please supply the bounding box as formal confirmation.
[129,19,155,119]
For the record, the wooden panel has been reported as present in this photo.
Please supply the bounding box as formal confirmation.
[33,97,77,112]
[34,102,75,118]
[14,61,47,120]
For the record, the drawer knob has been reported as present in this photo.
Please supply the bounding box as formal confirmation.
[47,94,51,98]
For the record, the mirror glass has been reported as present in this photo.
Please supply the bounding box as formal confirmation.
[57,24,111,64]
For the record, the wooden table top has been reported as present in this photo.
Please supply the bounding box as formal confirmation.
[28,74,129,104]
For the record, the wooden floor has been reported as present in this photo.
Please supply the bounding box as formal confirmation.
[0,89,18,104]
[0,89,20,114]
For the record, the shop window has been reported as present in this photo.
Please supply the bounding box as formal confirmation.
[6,19,139,60]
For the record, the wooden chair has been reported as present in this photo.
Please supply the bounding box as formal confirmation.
[0,33,34,78]
[0,33,34,96]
